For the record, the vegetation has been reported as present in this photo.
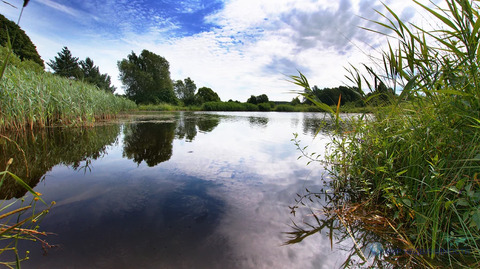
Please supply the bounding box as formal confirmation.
[202,101,259,111]
[48,47,115,93]
[288,0,480,267]
[118,50,177,105]
[0,50,136,131]
[0,14,43,67]
[195,87,221,103]
[174,77,197,106]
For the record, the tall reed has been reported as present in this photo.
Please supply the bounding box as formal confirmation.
[290,0,480,267]
[0,58,136,131]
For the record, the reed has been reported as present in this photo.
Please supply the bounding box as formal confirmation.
[0,61,136,131]
[290,0,480,267]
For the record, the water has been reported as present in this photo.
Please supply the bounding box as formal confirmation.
[1,112,351,269]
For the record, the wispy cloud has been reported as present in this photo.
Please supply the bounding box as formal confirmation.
[38,0,83,18]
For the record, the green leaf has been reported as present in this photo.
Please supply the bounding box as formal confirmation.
[413,0,459,31]
[472,209,480,230]
[445,200,454,210]
[447,186,460,194]
[456,178,466,190]
[402,198,412,207]
[456,198,469,207]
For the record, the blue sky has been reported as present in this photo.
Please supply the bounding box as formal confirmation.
[1,0,433,101]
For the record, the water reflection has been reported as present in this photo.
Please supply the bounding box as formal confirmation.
[123,112,222,166]
[248,116,269,128]
[175,112,221,141]
[0,125,120,199]
[123,122,176,166]
[5,112,354,268]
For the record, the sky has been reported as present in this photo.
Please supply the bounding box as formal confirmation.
[1,0,439,101]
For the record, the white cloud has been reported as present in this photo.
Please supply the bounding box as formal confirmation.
[38,0,83,18]
[4,0,434,100]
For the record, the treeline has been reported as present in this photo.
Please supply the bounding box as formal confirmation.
[48,47,116,93]
[117,49,222,106]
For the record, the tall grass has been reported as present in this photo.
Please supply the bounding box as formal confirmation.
[290,0,480,267]
[0,62,136,131]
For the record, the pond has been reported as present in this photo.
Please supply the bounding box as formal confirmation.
[1,111,356,268]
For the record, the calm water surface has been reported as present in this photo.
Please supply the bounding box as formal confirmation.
[5,112,351,268]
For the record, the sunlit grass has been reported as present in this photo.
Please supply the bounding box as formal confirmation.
[0,64,136,131]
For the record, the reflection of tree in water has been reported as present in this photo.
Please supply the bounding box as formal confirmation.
[0,125,121,199]
[123,113,221,167]
[175,113,197,142]
[302,114,337,136]
[175,112,221,141]
[123,122,176,167]
[248,116,269,128]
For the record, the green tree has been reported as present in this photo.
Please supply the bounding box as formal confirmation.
[174,77,196,105]
[0,14,44,67]
[48,47,82,79]
[247,95,257,104]
[256,94,269,104]
[80,57,115,93]
[118,50,177,104]
[291,97,301,106]
[195,87,220,104]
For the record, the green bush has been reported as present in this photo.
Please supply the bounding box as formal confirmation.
[275,104,295,112]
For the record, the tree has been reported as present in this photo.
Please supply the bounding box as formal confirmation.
[80,57,115,93]
[0,14,44,67]
[48,47,82,79]
[247,94,269,104]
[174,77,196,105]
[291,97,301,106]
[247,95,257,104]
[195,87,220,104]
[256,94,269,104]
[118,50,177,104]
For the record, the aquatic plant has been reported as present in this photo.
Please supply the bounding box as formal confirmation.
[289,0,480,267]
[0,62,136,131]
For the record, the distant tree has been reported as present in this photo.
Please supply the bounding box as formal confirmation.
[256,94,269,104]
[291,97,301,106]
[0,14,44,67]
[247,95,257,104]
[365,80,396,105]
[174,77,196,105]
[118,50,177,104]
[80,57,115,93]
[195,87,220,104]
[48,47,82,79]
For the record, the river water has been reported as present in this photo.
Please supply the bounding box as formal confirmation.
[2,111,353,269]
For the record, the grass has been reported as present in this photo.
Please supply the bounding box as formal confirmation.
[0,62,136,131]
[287,0,480,268]
[138,103,201,111]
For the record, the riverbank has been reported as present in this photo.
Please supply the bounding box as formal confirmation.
[287,1,480,267]
[137,101,375,113]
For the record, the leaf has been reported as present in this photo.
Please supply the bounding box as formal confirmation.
[447,186,460,194]
[436,89,472,96]
[445,200,454,210]
[413,0,459,31]
[456,178,466,191]
[402,198,412,207]
[456,198,469,207]
[472,209,480,230]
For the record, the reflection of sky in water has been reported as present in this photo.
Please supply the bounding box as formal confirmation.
[20,112,348,269]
